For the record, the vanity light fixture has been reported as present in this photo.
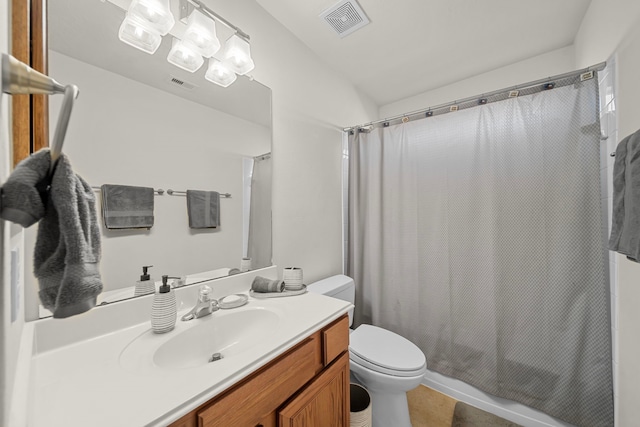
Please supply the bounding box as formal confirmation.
[182,9,221,58]
[118,15,163,54]
[222,34,255,75]
[115,0,254,87]
[167,38,205,72]
[205,58,237,87]
[118,0,174,54]
[127,0,175,35]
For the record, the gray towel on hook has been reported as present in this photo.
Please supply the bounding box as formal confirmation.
[101,184,154,229]
[609,129,640,261]
[18,150,102,318]
[0,149,50,227]
[187,190,220,229]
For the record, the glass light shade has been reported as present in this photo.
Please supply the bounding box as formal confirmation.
[118,15,162,54]
[182,10,221,58]
[205,59,237,87]
[128,0,175,36]
[167,38,204,73]
[222,35,255,75]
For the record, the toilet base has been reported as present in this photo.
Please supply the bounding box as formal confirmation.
[368,387,412,427]
[351,371,413,427]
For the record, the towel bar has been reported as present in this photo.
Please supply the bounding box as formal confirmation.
[91,186,164,195]
[167,189,231,198]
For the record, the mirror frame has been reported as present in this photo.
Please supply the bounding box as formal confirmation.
[11,0,48,167]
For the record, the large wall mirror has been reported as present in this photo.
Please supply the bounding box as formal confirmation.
[20,0,272,319]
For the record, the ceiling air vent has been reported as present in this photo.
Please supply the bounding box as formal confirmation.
[167,75,196,90]
[320,0,370,38]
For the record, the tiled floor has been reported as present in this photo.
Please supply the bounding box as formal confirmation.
[407,385,457,427]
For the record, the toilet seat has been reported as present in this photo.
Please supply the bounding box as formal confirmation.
[349,324,426,377]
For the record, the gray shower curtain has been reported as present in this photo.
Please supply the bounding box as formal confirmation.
[347,76,613,426]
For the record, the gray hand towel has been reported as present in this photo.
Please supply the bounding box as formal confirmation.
[187,190,220,229]
[22,151,103,318]
[609,129,640,261]
[251,276,285,293]
[101,184,154,229]
[0,149,51,227]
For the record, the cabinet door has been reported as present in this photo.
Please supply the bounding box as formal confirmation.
[198,337,322,427]
[278,352,350,427]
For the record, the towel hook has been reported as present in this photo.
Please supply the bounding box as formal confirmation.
[50,84,80,173]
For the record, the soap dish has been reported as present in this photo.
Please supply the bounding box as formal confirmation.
[218,294,249,309]
[250,285,308,299]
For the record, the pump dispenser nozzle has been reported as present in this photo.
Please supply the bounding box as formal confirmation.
[160,275,171,293]
[140,265,153,281]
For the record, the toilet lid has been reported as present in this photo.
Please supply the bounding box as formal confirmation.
[349,325,426,376]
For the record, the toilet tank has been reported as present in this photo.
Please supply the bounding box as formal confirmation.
[307,275,355,326]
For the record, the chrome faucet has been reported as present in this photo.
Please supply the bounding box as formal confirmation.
[181,285,218,321]
[166,275,187,288]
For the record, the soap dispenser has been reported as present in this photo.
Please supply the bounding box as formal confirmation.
[135,265,155,297]
[151,275,177,334]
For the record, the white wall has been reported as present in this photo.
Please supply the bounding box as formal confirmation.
[201,0,378,285]
[23,51,271,319]
[380,46,576,119]
[0,3,27,425]
[574,2,640,426]
[574,0,640,69]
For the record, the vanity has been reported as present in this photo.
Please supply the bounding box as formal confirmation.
[23,267,352,427]
[170,314,349,427]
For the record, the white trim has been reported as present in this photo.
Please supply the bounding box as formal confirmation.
[422,370,575,427]
[9,322,34,427]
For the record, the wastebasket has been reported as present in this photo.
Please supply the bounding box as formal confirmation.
[350,383,372,427]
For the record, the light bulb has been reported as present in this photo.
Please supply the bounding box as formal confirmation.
[167,38,204,73]
[118,15,162,54]
[182,10,220,58]
[205,58,237,87]
[222,34,254,75]
[128,0,175,36]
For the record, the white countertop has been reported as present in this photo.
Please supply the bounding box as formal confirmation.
[28,280,351,426]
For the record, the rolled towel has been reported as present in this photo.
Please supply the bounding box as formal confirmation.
[251,276,285,293]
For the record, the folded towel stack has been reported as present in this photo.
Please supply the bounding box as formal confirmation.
[101,184,155,229]
[187,190,220,229]
[1,149,103,318]
[251,276,285,293]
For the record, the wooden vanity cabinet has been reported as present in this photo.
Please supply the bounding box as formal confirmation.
[168,314,350,427]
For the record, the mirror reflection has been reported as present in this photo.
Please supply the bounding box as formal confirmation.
[24,0,272,319]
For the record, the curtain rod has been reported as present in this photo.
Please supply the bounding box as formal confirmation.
[344,62,607,132]
[254,152,271,160]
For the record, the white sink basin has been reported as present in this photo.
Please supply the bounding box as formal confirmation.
[120,306,281,371]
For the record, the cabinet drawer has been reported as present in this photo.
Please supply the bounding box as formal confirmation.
[322,315,349,366]
[197,336,321,427]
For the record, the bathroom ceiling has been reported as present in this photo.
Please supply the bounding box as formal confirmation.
[255,0,593,106]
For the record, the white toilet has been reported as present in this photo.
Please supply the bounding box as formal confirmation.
[308,275,427,427]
